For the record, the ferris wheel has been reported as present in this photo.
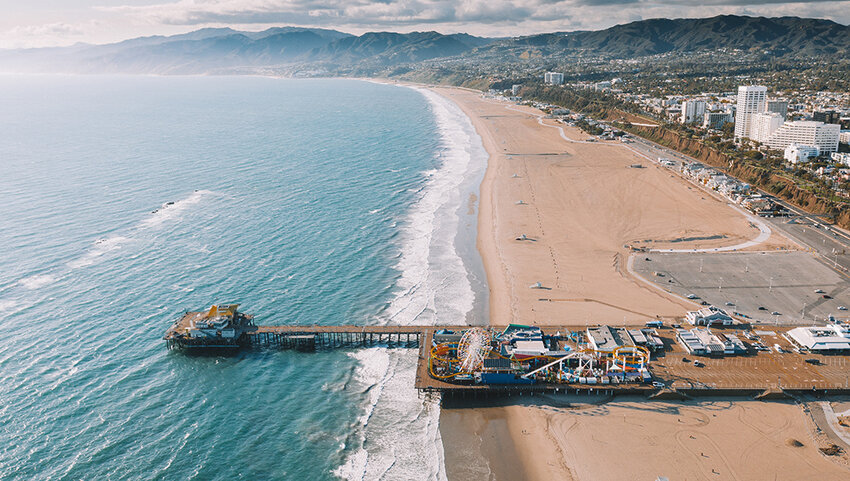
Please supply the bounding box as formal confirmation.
[457,328,492,373]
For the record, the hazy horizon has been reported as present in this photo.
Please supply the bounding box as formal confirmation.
[1,1,849,50]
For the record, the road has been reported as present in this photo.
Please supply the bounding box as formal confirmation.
[624,135,850,273]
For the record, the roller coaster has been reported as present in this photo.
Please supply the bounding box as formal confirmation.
[428,326,655,386]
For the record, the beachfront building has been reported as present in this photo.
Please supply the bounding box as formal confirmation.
[686,306,734,326]
[677,328,744,356]
[766,99,789,120]
[785,144,820,164]
[587,326,623,353]
[749,112,784,143]
[735,85,768,140]
[763,121,841,153]
[680,99,706,124]
[832,152,850,165]
[544,72,564,85]
[787,322,850,351]
[703,111,733,130]
[587,326,665,354]
[839,130,850,144]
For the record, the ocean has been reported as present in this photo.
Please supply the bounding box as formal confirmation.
[0,75,488,480]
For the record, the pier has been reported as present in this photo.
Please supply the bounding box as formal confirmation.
[164,310,850,399]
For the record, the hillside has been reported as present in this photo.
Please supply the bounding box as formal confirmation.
[484,16,850,58]
[0,16,847,74]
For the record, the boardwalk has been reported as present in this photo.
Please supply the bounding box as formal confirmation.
[165,316,850,397]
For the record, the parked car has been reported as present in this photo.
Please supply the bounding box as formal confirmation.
[693,360,704,367]
[771,311,780,315]
[805,358,821,365]
[815,289,825,294]
[652,381,665,388]
[681,357,690,363]
[823,295,833,299]
[686,294,698,299]
[840,306,848,311]
[758,306,767,311]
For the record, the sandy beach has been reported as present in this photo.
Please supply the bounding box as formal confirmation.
[431,87,790,327]
[428,86,848,480]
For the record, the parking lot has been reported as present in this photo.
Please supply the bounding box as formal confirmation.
[633,251,850,325]
[651,326,850,390]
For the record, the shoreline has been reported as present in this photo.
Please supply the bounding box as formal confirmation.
[424,85,850,480]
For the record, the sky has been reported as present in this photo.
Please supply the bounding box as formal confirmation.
[0,0,849,49]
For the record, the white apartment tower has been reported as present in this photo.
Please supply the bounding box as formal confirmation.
[734,86,768,140]
[544,72,564,85]
[749,112,784,143]
[680,99,706,124]
[764,121,840,153]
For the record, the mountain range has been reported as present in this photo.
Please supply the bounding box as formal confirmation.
[0,15,847,74]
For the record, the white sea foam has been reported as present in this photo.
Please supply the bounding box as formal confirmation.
[335,85,487,481]
[382,87,483,326]
[67,235,132,269]
[139,189,214,229]
[18,274,57,290]
[0,300,21,312]
[64,190,215,271]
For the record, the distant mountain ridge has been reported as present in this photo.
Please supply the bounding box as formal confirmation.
[0,15,847,74]
[489,15,850,58]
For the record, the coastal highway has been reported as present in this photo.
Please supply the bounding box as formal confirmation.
[625,135,850,274]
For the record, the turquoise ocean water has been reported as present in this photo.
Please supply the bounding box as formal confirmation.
[0,76,487,480]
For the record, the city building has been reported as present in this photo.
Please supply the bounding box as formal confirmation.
[785,143,820,164]
[787,322,850,351]
[511,84,521,96]
[840,130,850,144]
[685,306,734,326]
[813,110,840,125]
[766,99,789,120]
[750,112,784,143]
[764,120,841,153]
[703,111,733,130]
[831,152,850,165]
[735,86,768,140]
[680,99,706,124]
[544,72,564,85]
[594,81,612,91]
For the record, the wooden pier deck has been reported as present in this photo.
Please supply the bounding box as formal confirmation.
[244,324,469,349]
[165,317,850,397]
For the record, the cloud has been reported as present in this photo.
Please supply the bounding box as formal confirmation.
[0,22,95,49]
[95,0,849,35]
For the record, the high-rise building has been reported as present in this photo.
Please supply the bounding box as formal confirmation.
[544,72,564,85]
[734,86,768,140]
[764,121,840,153]
[750,112,784,143]
[813,110,840,124]
[766,100,789,120]
[680,99,706,124]
[703,111,733,130]
[511,84,522,96]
